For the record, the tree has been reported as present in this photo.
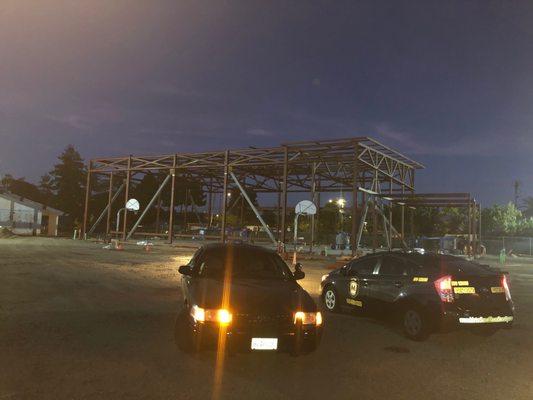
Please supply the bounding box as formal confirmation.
[481,203,523,236]
[522,196,533,219]
[48,145,87,226]
[1,174,44,203]
[38,174,55,206]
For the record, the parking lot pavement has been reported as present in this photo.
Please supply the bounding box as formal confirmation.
[1,238,533,399]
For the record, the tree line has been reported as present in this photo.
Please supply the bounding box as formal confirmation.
[2,145,533,237]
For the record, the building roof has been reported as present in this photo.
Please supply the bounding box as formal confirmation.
[0,191,65,216]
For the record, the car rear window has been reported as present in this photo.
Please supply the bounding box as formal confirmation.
[411,255,492,275]
[195,247,293,280]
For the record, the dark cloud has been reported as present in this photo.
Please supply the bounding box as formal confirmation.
[1,0,532,204]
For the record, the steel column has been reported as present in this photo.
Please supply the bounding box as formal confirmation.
[351,144,359,256]
[310,162,317,253]
[88,182,125,235]
[82,161,92,240]
[280,146,289,248]
[122,156,132,241]
[106,173,114,235]
[207,178,213,228]
[220,150,230,243]
[126,174,171,240]
[168,157,177,244]
[229,172,276,245]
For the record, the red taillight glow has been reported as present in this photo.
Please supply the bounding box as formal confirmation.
[434,275,454,303]
[502,275,512,301]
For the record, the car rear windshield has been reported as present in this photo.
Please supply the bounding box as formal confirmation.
[411,255,493,275]
[196,247,293,280]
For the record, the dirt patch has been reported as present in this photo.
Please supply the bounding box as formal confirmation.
[0,227,17,238]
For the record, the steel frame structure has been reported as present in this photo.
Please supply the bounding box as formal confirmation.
[383,192,480,257]
[82,136,424,254]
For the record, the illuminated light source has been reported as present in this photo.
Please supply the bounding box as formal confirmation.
[502,275,512,301]
[191,305,205,322]
[328,199,333,203]
[191,305,233,324]
[336,198,346,207]
[294,311,321,325]
[217,309,233,324]
[434,275,454,303]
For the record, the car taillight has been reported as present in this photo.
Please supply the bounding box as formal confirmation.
[502,275,512,301]
[434,275,454,303]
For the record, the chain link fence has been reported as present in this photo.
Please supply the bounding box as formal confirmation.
[483,236,533,256]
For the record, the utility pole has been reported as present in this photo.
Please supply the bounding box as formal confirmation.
[514,180,521,207]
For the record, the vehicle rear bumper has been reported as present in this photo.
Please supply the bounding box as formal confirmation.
[191,320,322,352]
[440,307,514,329]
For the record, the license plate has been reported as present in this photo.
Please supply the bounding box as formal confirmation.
[251,338,278,350]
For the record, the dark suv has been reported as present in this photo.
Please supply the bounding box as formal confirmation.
[176,243,322,354]
[320,252,514,340]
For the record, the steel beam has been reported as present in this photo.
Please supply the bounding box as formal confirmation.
[221,150,229,243]
[122,156,132,240]
[88,182,125,235]
[82,161,92,239]
[168,156,177,243]
[229,172,277,246]
[126,173,171,240]
[106,173,114,235]
[280,146,289,248]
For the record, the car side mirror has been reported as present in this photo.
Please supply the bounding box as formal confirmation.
[178,265,192,276]
[294,269,305,280]
[294,262,303,272]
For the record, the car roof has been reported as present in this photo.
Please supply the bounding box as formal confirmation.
[199,242,277,255]
[361,251,473,264]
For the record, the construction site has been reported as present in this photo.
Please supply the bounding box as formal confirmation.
[81,136,481,257]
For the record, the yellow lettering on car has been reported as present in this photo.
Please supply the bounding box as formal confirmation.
[491,287,505,293]
[346,299,363,307]
[452,281,469,287]
[412,277,428,282]
[453,287,476,294]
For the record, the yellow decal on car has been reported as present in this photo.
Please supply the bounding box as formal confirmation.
[491,287,505,293]
[349,279,359,297]
[346,298,363,307]
[453,286,476,294]
[413,277,428,282]
[451,281,469,286]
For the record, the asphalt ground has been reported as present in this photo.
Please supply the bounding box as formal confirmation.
[1,237,532,399]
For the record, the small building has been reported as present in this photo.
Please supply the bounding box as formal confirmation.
[0,192,64,236]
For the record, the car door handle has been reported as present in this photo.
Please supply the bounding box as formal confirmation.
[394,281,403,288]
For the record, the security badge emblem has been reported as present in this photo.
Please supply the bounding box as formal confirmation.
[349,279,358,297]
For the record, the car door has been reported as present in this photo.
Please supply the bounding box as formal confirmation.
[340,256,379,311]
[181,248,202,302]
[374,255,413,311]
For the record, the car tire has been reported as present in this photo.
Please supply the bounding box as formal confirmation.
[174,308,201,353]
[323,286,340,313]
[402,306,430,341]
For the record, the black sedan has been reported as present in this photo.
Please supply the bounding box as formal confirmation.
[176,243,322,354]
[320,252,514,340]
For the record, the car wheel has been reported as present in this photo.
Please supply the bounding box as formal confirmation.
[323,286,340,313]
[402,307,430,341]
[174,309,201,353]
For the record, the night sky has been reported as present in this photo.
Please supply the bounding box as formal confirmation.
[1,1,532,205]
